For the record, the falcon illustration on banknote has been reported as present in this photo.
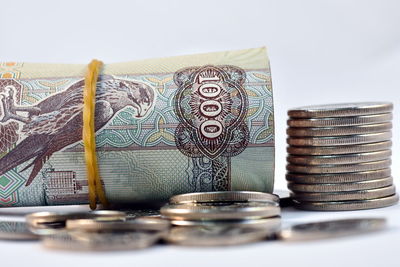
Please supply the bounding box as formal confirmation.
[0,78,156,186]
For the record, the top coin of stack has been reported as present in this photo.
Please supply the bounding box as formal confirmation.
[286,102,398,211]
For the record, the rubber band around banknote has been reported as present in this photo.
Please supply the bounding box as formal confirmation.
[83,59,108,210]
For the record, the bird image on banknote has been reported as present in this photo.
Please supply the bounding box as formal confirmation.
[0,77,156,186]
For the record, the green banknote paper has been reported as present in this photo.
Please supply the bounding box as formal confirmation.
[0,48,274,207]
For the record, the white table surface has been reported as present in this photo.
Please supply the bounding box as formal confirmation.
[0,0,399,266]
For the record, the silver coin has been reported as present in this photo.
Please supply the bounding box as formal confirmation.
[161,202,280,221]
[278,218,386,241]
[287,113,392,128]
[287,141,392,155]
[293,194,399,211]
[291,185,396,202]
[286,122,392,137]
[26,210,126,236]
[170,217,281,228]
[165,220,281,246]
[286,159,391,174]
[288,102,393,118]
[169,191,279,204]
[287,150,391,165]
[66,217,170,232]
[287,132,391,146]
[42,231,161,251]
[0,221,39,240]
[286,169,391,184]
[288,177,393,192]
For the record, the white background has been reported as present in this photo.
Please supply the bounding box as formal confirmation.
[0,0,399,266]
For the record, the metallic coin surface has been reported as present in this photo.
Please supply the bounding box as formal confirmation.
[170,217,281,228]
[288,177,393,192]
[26,210,126,236]
[26,210,126,227]
[293,194,399,211]
[287,150,391,165]
[278,218,386,241]
[287,132,391,146]
[169,191,279,204]
[287,113,392,128]
[0,221,39,240]
[161,202,280,221]
[291,185,396,202]
[42,231,161,251]
[286,159,391,174]
[287,141,392,155]
[165,221,280,246]
[286,122,392,137]
[288,102,393,118]
[66,217,170,232]
[286,169,391,184]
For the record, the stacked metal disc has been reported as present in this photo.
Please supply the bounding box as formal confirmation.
[160,191,281,246]
[286,102,398,211]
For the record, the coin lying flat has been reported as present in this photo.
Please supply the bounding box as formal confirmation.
[286,159,391,174]
[288,177,393,193]
[287,132,391,146]
[286,122,392,137]
[293,194,399,211]
[287,150,391,165]
[26,210,126,227]
[291,185,396,202]
[278,218,386,241]
[287,141,392,155]
[286,169,391,184]
[26,210,126,236]
[288,102,393,118]
[161,202,280,221]
[287,113,392,128]
[170,217,281,228]
[66,217,170,232]
[42,231,161,251]
[165,221,280,246]
[169,191,279,205]
[0,221,39,240]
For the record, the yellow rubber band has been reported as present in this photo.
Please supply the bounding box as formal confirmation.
[83,59,108,210]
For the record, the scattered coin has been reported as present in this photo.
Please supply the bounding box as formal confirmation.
[286,159,391,174]
[26,210,126,236]
[0,221,39,240]
[278,218,386,241]
[165,222,279,246]
[170,217,281,228]
[161,202,281,221]
[288,177,393,193]
[286,122,392,137]
[66,217,170,232]
[286,169,391,184]
[42,231,161,251]
[287,141,392,155]
[293,194,399,211]
[287,113,392,128]
[288,102,393,118]
[291,185,396,202]
[287,132,391,146]
[287,150,391,165]
[169,191,279,205]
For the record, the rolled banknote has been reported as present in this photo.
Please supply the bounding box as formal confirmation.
[0,47,274,207]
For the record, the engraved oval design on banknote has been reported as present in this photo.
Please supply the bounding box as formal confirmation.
[174,65,249,160]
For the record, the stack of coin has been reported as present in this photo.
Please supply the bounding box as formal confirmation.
[286,102,398,211]
[161,191,282,246]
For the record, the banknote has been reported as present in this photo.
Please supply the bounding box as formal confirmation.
[0,47,274,207]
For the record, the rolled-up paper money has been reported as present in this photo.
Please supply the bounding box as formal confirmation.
[0,47,274,207]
